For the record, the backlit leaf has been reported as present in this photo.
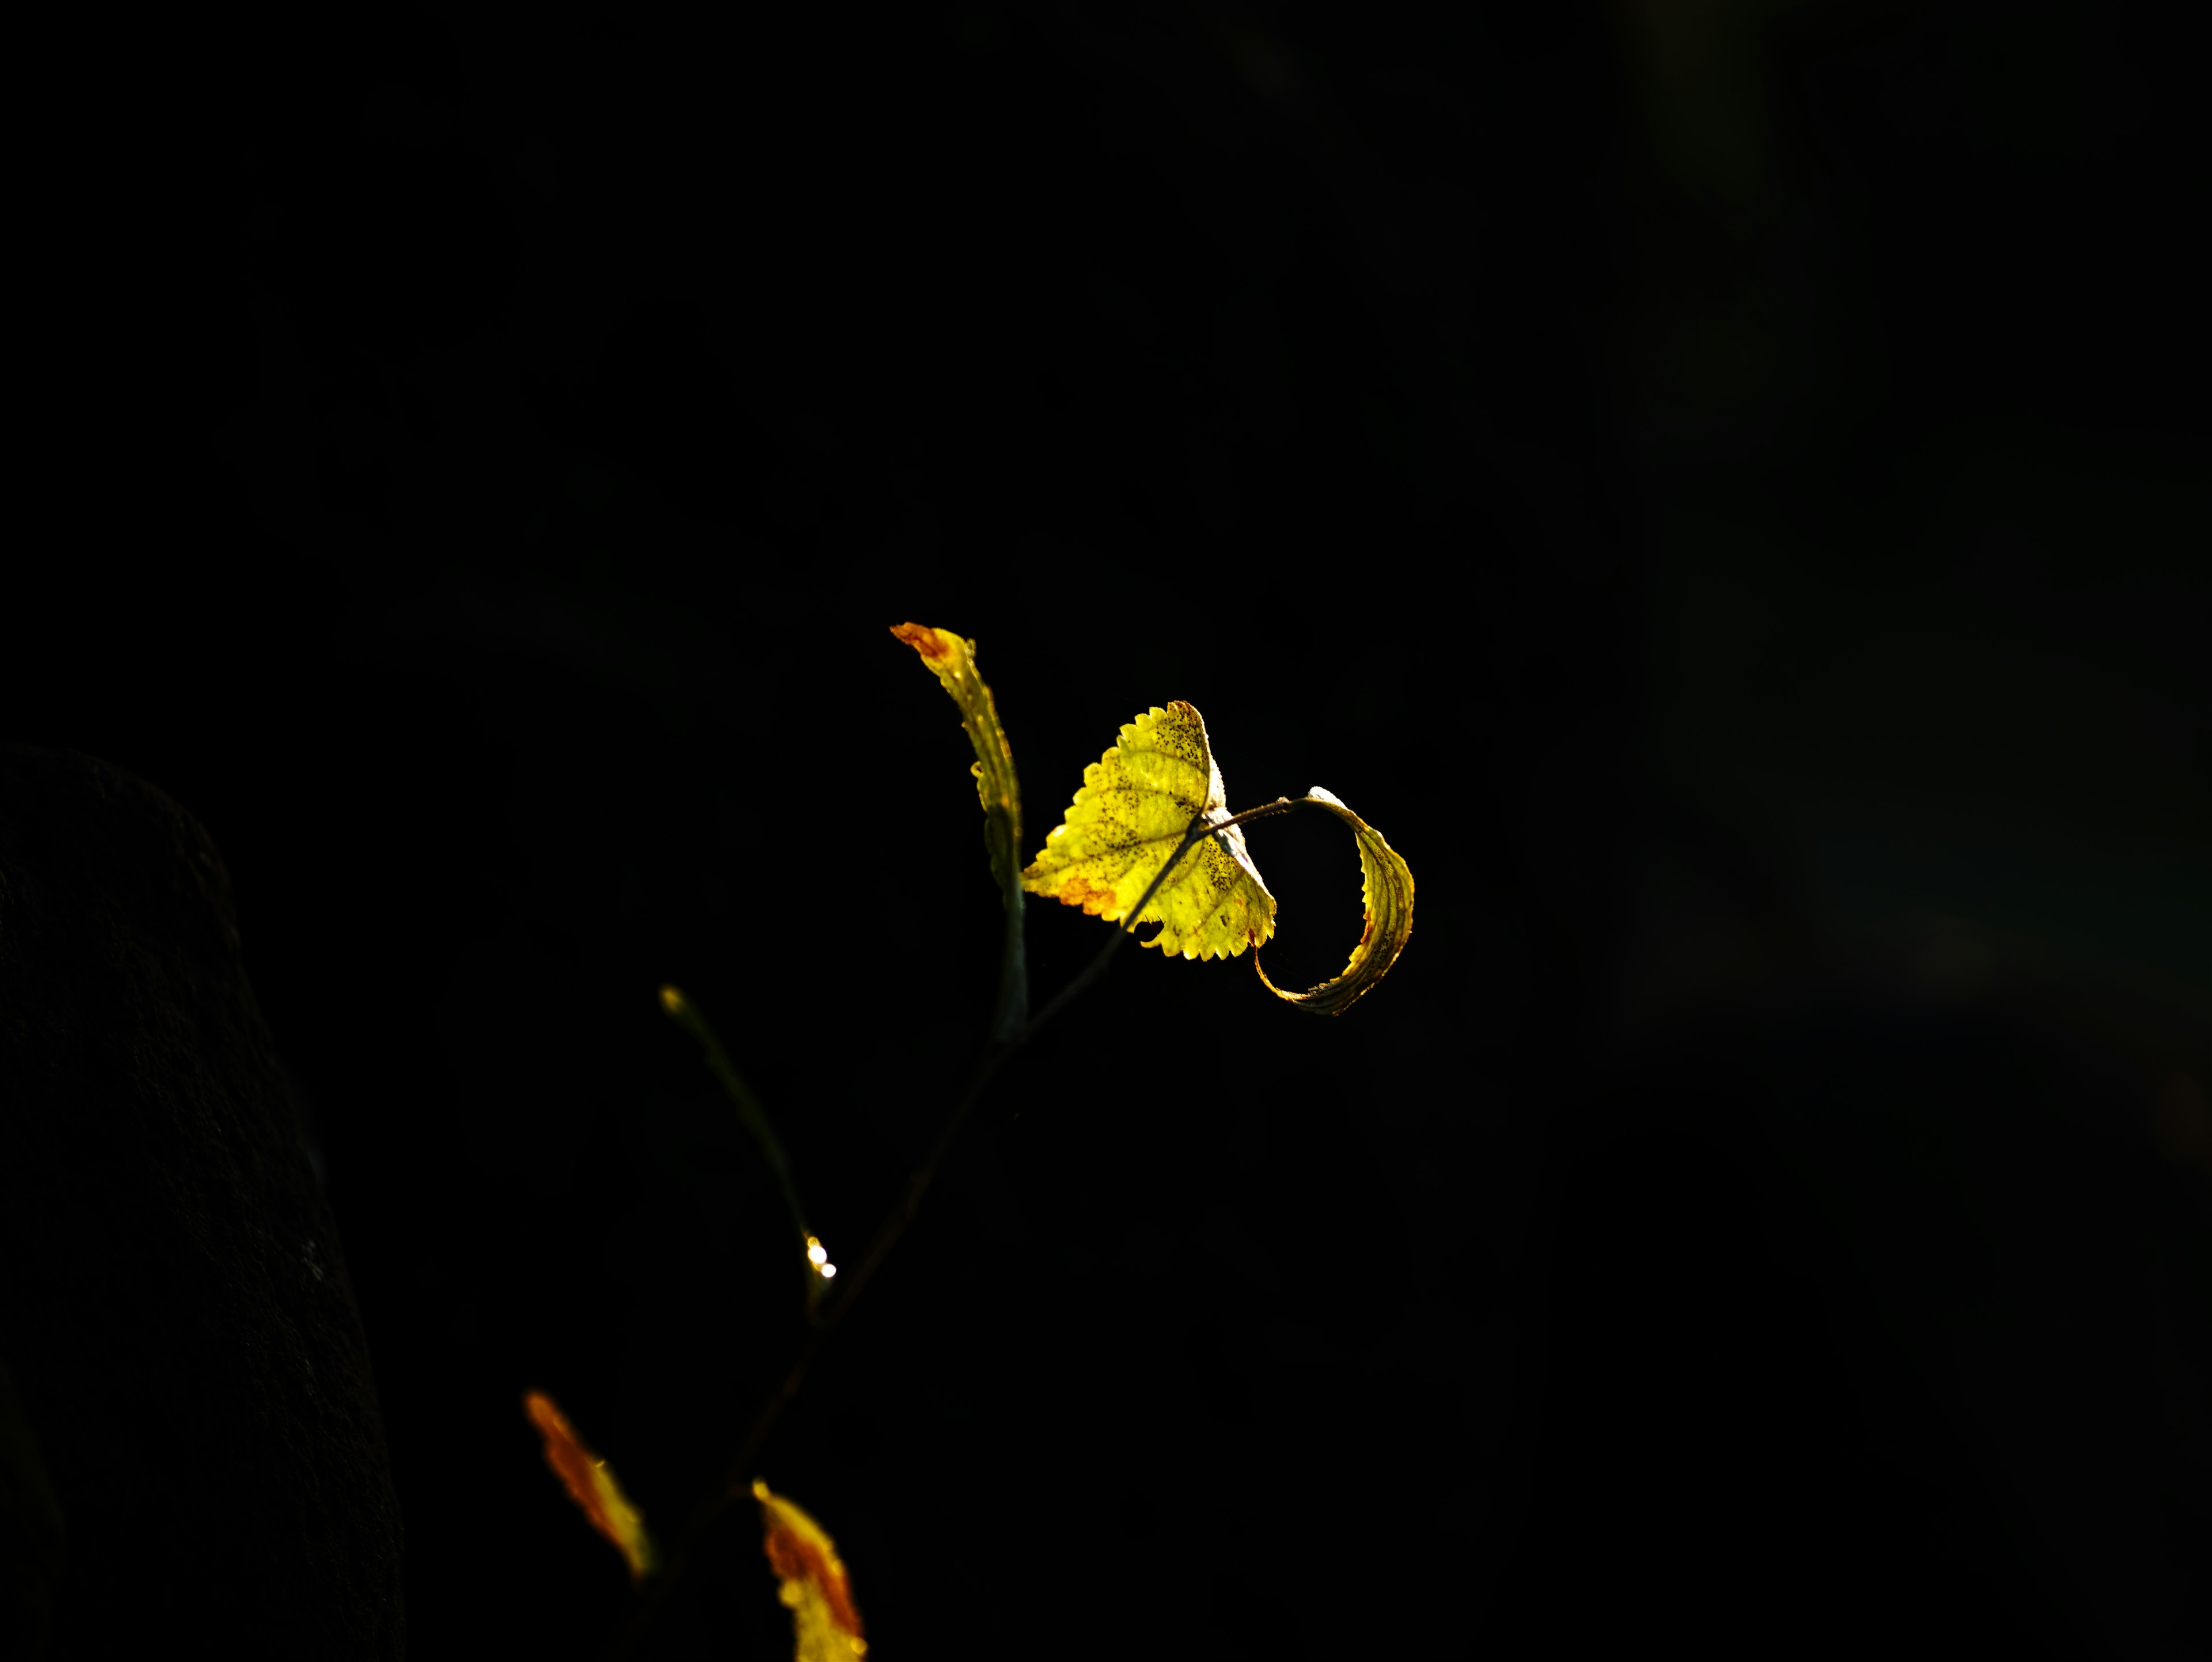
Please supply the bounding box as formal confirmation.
[1022,701,1277,960]
[891,622,1023,895]
[753,1479,868,1660]
[1254,787,1415,1015]
[523,1390,656,1585]
[893,622,1028,1038]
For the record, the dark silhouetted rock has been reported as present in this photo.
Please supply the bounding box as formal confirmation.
[0,744,403,1659]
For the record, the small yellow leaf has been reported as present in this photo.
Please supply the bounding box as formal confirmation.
[893,620,1030,1039]
[753,1479,868,1660]
[891,622,1024,892]
[1021,701,1277,960]
[523,1390,657,1585]
[1254,787,1414,1014]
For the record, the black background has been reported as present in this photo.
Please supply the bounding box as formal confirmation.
[10,2,2211,1657]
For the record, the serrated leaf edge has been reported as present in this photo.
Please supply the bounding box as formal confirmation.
[1253,786,1413,1013]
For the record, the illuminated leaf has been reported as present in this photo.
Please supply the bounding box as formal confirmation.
[1021,701,1276,960]
[891,622,1024,896]
[753,1479,868,1660]
[524,1390,656,1585]
[892,622,1028,1038]
[1255,787,1415,1015]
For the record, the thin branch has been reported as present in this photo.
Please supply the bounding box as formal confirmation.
[1022,796,1296,1044]
[603,1334,819,1661]
[606,794,1301,1659]
[603,1037,1012,1662]
[658,986,822,1313]
[986,805,1029,1044]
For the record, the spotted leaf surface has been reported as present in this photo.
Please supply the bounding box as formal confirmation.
[1021,701,1276,960]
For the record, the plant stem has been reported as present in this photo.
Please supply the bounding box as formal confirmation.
[987,805,1029,1044]
[1022,796,1296,1042]
[603,1035,1012,1662]
[658,987,818,1294]
[605,795,1300,1659]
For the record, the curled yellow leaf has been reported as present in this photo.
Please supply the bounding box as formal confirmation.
[891,622,1023,892]
[753,1479,868,1660]
[523,1390,656,1585]
[1021,701,1277,960]
[1254,787,1414,1014]
[893,621,1029,1038]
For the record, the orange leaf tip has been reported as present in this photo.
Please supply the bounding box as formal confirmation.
[523,1390,657,1585]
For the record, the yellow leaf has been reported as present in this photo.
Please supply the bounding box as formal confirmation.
[1255,786,1414,1015]
[1021,701,1277,960]
[753,1479,868,1660]
[893,621,1028,1038]
[890,622,1024,895]
[523,1390,656,1585]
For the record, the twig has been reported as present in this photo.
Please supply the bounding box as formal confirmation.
[603,1036,1012,1662]
[658,985,827,1315]
[604,795,1300,1659]
[1023,796,1296,1042]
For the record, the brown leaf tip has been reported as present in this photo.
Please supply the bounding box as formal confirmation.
[891,622,952,661]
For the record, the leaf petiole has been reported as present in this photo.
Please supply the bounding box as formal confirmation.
[1021,796,1297,1043]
